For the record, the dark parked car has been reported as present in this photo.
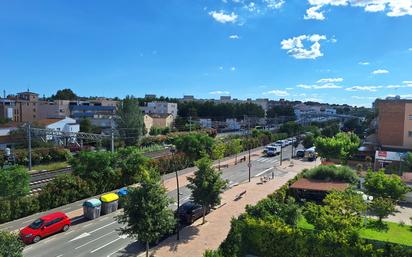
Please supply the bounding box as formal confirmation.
[296,149,305,158]
[178,201,209,224]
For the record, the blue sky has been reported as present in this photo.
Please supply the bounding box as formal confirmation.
[0,0,412,106]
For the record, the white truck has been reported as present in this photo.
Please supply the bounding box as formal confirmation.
[265,145,281,157]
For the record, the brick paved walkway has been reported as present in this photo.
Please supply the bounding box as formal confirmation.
[147,159,317,257]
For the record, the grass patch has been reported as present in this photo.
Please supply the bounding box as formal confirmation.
[32,161,69,171]
[360,220,412,246]
[297,217,412,246]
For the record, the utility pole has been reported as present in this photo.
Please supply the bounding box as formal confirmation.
[27,123,32,171]
[280,144,283,166]
[172,147,180,241]
[110,120,114,153]
[246,115,251,182]
[189,116,192,132]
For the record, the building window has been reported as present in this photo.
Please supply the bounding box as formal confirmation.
[409,131,412,137]
[409,115,412,120]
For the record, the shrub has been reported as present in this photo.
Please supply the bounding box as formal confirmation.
[303,165,358,183]
[37,174,94,210]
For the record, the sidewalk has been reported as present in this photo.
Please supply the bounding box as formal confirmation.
[148,159,317,257]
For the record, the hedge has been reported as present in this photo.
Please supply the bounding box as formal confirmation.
[0,147,70,167]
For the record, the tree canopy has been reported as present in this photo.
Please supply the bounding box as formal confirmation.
[364,170,410,201]
[174,133,214,160]
[188,157,228,224]
[0,166,29,198]
[315,132,360,161]
[278,121,303,137]
[304,190,366,234]
[117,175,175,257]
[303,165,358,183]
[70,151,119,193]
[51,88,77,100]
[116,96,145,146]
[0,231,24,257]
[178,101,265,119]
[267,105,295,118]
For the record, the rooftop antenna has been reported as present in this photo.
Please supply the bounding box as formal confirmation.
[3,90,5,99]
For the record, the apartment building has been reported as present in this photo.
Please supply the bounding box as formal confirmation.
[376,99,412,150]
[142,101,178,116]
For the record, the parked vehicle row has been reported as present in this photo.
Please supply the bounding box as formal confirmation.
[263,137,297,157]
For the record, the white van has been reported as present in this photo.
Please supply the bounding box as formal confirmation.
[265,145,281,157]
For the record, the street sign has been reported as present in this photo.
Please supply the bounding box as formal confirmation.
[247,163,252,168]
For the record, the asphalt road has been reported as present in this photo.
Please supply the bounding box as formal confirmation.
[22,145,296,257]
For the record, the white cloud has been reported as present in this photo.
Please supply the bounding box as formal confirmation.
[230,67,236,71]
[403,80,412,84]
[229,34,240,39]
[209,10,238,23]
[386,83,412,88]
[345,86,383,92]
[351,96,376,100]
[317,77,343,83]
[409,48,412,51]
[263,89,289,96]
[304,5,325,20]
[219,66,224,70]
[264,0,285,9]
[296,83,342,89]
[358,61,370,65]
[210,90,230,95]
[305,1,412,20]
[285,87,294,90]
[280,34,327,59]
[372,69,389,74]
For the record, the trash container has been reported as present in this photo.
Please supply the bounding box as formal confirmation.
[83,198,102,220]
[100,193,119,215]
[117,187,128,209]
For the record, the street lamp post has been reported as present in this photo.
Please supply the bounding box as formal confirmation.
[362,193,374,225]
[171,146,180,241]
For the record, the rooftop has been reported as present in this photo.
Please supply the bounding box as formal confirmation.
[290,178,349,192]
[34,118,65,126]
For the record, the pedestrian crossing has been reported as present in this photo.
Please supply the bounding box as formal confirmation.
[254,157,280,164]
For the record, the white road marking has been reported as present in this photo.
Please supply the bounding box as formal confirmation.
[89,221,117,234]
[90,236,126,253]
[70,232,91,242]
[75,231,116,249]
[56,255,63,257]
[107,246,127,257]
[254,167,273,178]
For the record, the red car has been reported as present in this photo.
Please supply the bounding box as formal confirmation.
[20,212,71,244]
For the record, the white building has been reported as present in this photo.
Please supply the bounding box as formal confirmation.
[226,118,240,130]
[36,117,79,142]
[143,101,178,116]
[199,118,212,128]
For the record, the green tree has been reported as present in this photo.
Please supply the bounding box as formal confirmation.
[51,88,77,100]
[267,105,295,118]
[0,166,29,198]
[0,231,24,257]
[37,174,94,210]
[188,157,228,224]
[369,197,396,223]
[321,123,340,138]
[279,121,302,137]
[304,190,366,233]
[70,151,119,193]
[79,118,93,133]
[212,139,226,171]
[226,138,243,164]
[302,134,314,148]
[315,132,360,161]
[116,96,144,146]
[174,133,214,160]
[303,165,358,184]
[364,170,410,201]
[117,175,175,257]
[116,147,150,186]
